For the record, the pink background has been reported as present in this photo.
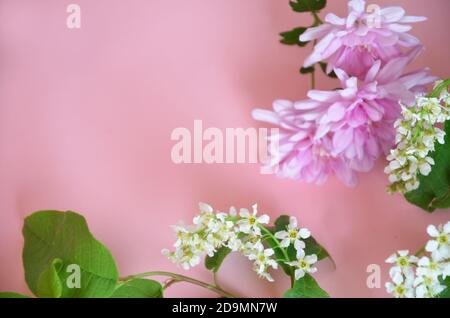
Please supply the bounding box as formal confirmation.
[0,0,449,298]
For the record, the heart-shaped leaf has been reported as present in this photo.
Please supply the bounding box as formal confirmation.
[284,274,329,298]
[23,211,119,298]
[111,278,163,298]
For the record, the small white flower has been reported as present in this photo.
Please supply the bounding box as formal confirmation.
[246,241,278,281]
[237,204,270,235]
[426,222,450,261]
[416,256,444,279]
[274,216,310,248]
[386,92,450,194]
[414,273,446,298]
[386,250,418,278]
[286,249,317,280]
[385,275,415,298]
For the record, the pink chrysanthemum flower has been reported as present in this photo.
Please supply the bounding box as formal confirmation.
[306,48,436,172]
[252,49,436,186]
[253,100,357,186]
[300,0,427,77]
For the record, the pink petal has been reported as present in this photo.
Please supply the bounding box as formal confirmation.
[399,16,427,23]
[380,7,405,23]
[364,60,381,83]
[299,24,334,42]
[348,106,367,127]
[332,158,358,187]
[307,90,340,102]
[333,127,354,154]
[294,100,322,110]
[252,109,279,125]
[325,13,346,26]
[328,102,347,121]
[387,23,412,33]
[398,33,420,47]
[273,100,294,112]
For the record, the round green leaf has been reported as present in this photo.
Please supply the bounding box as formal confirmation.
[284,274,329,298]
[111,279,163,298]
[0,292,31,298]
[23,211,119,298]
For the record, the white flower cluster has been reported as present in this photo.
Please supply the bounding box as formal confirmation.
[385,85,450,194]
[385,221,450,298]
[162,203,317,282]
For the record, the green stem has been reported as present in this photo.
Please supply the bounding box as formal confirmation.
[429,78,450,98]
[311,65,316,89]
[414,246,426,257]
[120,271,236,298]
[259,225,295,287]
[311,10,323,26]
[309,10,322,90]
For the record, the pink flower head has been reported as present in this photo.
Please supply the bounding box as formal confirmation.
[298,48,436,172]
[300,0,427,77]
[253,100,357,186]
[252,49,436,186]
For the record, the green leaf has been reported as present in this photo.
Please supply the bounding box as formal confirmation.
[111,279,163,298]
[289,0,327,13]
[280,27,308,46]
[0,292,31,298]
[205,246,232,272]
[300,66,315,74]
[436,276,450,298]
[284,274,329,298]
[36,258,64,298]
[405,121,450,212]
[303,236,331,261]
[23,211,119,298]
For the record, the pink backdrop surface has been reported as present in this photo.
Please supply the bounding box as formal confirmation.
[0,0,449,298]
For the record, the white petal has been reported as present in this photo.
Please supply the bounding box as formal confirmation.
[294,239,305,251]
[275,231,288,239]
[294,240,305,251]
[239,208,250,218]
[199,202,213,213]
[398,250,409,257]
[264,248,275,257]
[425,240,439,252]
[299,228,311,239]
[386,253,398,263]
[427,225,439,237]
[289,216,298,229]
[444,222,450,234]
[295,269,305,280]
[257,214,270,224]
[296,248,306,259]
[306,254,318,264]
[280,238,290,248]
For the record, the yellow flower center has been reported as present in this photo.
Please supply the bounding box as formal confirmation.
[397,257,409,267]
[395,285,406,296]
[249,216,256,225]
[437,234,448,244]
[289,230,298,239]
[423,277,433,286]
[299,260,308,269]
